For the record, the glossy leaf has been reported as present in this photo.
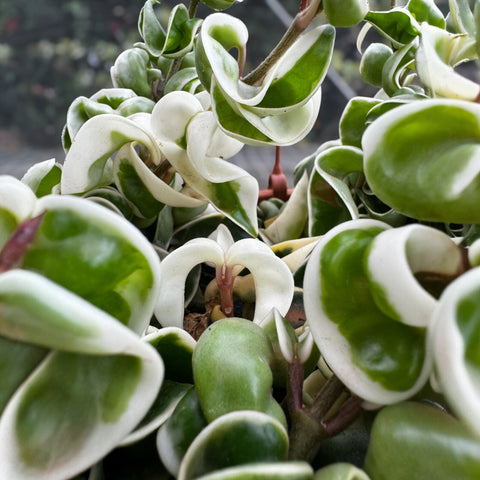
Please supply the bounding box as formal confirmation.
[365,402,480,480]
[196,13,334,145]
[407,0,445,28]
[380,40,417,97]
[113,143,206,218]
[0,176,37,250]
[195,462,314,480]
[192,318,287,427]
[21,159,62,198]
[120,327,196,445]
[62,88,155,149]
[416,23,479,100]
[157,387,208,477]
[120,379,190,446]
[24,194,161,334]
[164,67,204,95]
[339,97,381,148]
[364,9,421,48]
[363,99,480,223]
[177,410,289,480]
[303,219,431,404]
[365,224,464,327]
[138,1,201,58]
[151,91,259,235]
[323,0,368,27]
[212,83,323,146]
[429,267,480,438]
[110,48,157,98]
[155,228,293,327]
[0,270,164,480]
[201,0,237,10]
[308,146,363,236]
[61,113,162,194]
[359,43,393,87]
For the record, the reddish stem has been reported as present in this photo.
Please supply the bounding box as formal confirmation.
[287,358,305,413]
[258,146,293,202]
[0,212,46,273]
[321,395,363,437]
[215,264,234,317]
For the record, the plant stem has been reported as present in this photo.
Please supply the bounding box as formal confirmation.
[0,213,45,273]
[189,0,200,17]
[215,264,234,317]
[165,57,184,86]
[307,374,345,420]
[321,395,363,437]
[242,0,323,85]
[288,408,328,461]
[288,374,346,461]
[287,359,305,414]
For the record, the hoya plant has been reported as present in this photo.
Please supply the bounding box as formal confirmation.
[5,0,480,478]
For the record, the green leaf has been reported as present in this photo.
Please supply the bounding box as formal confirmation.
[195,462,314,480]
[407,0,445,28]
[24,195,161,333]
[164,67,203,95]
[381,41,417,97]
[340,97,382,148]
[139,1,202,58]
[120,379,191,446]
[308,146,363,236]
[363,99,480,224]
[110,48,154,98]
[21,159,62,198]
[0,349,160,480]
[429,267,480,438]
[113,143,206,219]
[177,411,289,480]
[63,89,154,146]
[365,9,421,48]
[157,387,208,477]
[0,336,47,415]
[145,327,196,383]
[314,463,370,480]
[0,271,164,479]
[196,13,334,145]
[449,0,476,35]
[151,91,258,235]
[61,113,162,195]
[0,176,37,237]
[365,224,464,327]
[263,171,309,244]
[416,23,479,100]
[365,402,480,480]
[82,186,134,220]
[192,318,287,427]
[304,220,431,404]
[360,43,393,87]
[201,0,237,10]
[323,0,368,27]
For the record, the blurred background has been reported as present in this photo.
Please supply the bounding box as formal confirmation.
[0,0,402,179]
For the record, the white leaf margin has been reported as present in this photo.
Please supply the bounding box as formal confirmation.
[303,219,433,405]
